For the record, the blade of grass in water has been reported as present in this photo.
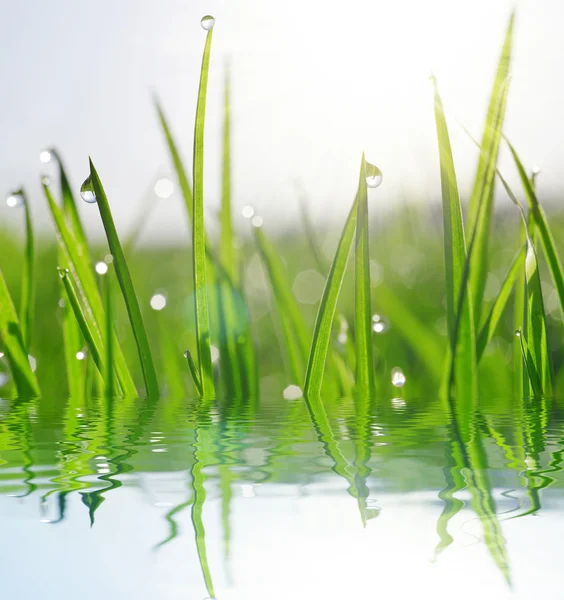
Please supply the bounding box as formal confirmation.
[192,25,215,398]
[105,273,115,398]
[16,189,34,351]
[0,270,40,396]
[43,183,136,397]
[477,244,526,361]
[87,160,160,398]
[304,194,357,397]
[185,350,203,397]
[506,140,564,322]
[354,155,375,397]
[466,14,514,325]
[432,78,477,408]
[516,330,543,398]
[58,269,106,383]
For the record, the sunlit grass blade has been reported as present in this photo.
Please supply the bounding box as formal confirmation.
[506,139,564,321]
[192,26,215,399]
[304,195,357,397]
[105,273,115,398]
[477,244,526,361]
[185,350,203,397]
[88,159,159,398]
[432,78,477,407]
[43,182,137,397]
[466,14,514,325]
[354,155,375,397]
[58,268,106,383]
[517,329,543,396]
[155,99,194,221]
[254,226,310,384]
[16,189,34,351]
[0,270,40,396]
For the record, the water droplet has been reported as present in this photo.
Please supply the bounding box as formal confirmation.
[365,162,383,188]
[532,165,541,175]
[0,352,4,359]
[154,178,174,199]
[28,355,37,373]
[200,15,216,30]
[150,293,167,311]
[515,329,521,338]
[241,205,255,219]
[80,176,97,203]
[283,385,302,400]
[58,298,66,308]
[6,192,24,208]
[372,314,389,334]
[39,149,52,164]
[210,345,220,364]
[76,350,86,361]
[104,254,114,264]
[95,262,108,275]
[251,215,263,228]
[57,268,70,279]
[41,175,51,186]
[391,367,406,388]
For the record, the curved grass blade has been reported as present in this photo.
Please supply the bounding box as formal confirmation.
[58,269,106,383]
[17,189,34,351]
[467,14,514,325]
[432,78,477,408]
[304,195,357,397]
[506,139,564,322]
[43,183,136,396]
[88,160,159,398]
[192,27,215,399]
[354,155,375,397]
[254,227,309,384]
[185,350,203,397]
[477,244,526,361]
[0,270,40,396]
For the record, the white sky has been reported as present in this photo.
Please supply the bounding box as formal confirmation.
[1,0,563,242]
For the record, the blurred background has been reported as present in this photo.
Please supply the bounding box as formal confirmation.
[1,0,562,242]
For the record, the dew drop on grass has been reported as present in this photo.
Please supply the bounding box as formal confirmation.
[39,149,52,164]
[372,314,388,333]
[515,329,521,338]
[76,350,86,361]
[283,385,302,400]
[391,367,406,387]
[365,162,383,188]
[41,175,51,186]
[80,175,97,203]
[210,345,220,364]
[154,178,174,199]
[28,355,37,373]
[241,205,255,219]
[6,192,24,208]
[200,15,216,30]
[95,262,108,275]
[251,215,263,228]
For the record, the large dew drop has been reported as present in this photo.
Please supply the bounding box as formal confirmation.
[39,149,53,164]
[201,15,216,30]
[391,367,406,388]
[365,162,383,188]
[80,175,97,204]
[6,191,24,208]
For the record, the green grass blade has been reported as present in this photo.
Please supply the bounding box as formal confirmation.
[477,244,526,361]
[516,330,543,397]
[43,183,137,397]
[192,27,215,399]
[506,140,564,321]
[155,99,194,221]
[58,269,106,382]
[88,160,160,398]
[354,155,375,397]
[105,273,115,398]
[17,189,34,351]
[432,78,477,407]
[304,195,357,397]
[466,14,514,325]
[254,226,310,384]
[0,270,40,396]
[185,350,203,397]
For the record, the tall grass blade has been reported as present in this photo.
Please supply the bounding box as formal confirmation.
[477,244,526,361]
[88,160,160,398]
[105,273,115,398]
[17,189,34,351]
[192,27,215,399]
[185,350,203,397]
[467,14,514,325]
[516,330,543,398]
[0,270,40,396]
[354,155,375,397]
[304,195,357,397]
[43,183,136,396]
[432,78,477,407]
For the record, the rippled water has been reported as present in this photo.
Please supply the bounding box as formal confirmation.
[1,395,563,599]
